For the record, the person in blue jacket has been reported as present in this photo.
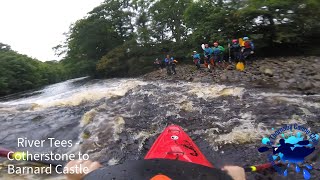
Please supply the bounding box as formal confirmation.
[192,51,201,69]
[203,44,213,71]
[229,39,241,63]
[164,55,176,75]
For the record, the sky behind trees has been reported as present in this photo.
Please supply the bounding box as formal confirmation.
[0,0,103,61]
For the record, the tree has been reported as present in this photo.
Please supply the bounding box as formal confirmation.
[0,42,11,51]
[150,0,192,43]
[0,43,66,96]
[89,0,134,41]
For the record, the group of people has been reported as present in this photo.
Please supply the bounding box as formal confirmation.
[154,36,255,75]
[154,55,178,75]
[193,36,255,71]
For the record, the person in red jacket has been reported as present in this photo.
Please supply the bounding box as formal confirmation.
[241,37,255,64]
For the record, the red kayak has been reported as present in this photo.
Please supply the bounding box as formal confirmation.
[144,125,214,168]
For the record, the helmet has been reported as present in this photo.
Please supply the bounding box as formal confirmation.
[193,51,197,53]
[232,39,238,43]
[243,37,249,40]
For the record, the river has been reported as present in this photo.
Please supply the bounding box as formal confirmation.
[0,77,319,179]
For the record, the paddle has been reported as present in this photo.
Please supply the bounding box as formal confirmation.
[201,44,205,50]
[0,147,66,170]
[228,40,231,63]
[243,162,274,172]
[258,140,312,153]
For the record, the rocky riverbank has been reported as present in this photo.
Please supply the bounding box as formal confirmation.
[143,56,320,94]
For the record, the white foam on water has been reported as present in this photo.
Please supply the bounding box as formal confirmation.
[299,107,314,117]
[133,130,161,152]
[166,110,178,117]
[2,79,146,110]
[212,112,268,146]
[80,109,98,127]
[275,97,320,108]
[113,116,125,141]
[107,158,120,166]
[179,101,194,112]
[278,115,308,125]
[255,92,320,108]
[1,77,88,105]
[193,127,220,135]
[258,92,320,98]
[214,122,266,145]
[213,118,241,128]
[188,83,245,100]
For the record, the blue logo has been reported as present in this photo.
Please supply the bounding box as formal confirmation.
[258,124,319,179]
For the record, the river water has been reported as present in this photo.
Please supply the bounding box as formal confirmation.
[0,77,319,179]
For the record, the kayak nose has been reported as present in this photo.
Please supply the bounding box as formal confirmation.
[145,125,214,168]
[150,174,172,180]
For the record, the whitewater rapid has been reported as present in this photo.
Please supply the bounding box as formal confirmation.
[0,77,319,180]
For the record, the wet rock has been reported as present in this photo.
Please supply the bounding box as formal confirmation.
[263,68,273,77]
[187,77,193,81]
[220,74,228,81]
[226,65,234,70]
[313,74,320,81]
[142,56,320,94]
[282,72,291,78]
[279,82,290,89]
[193,77,201,82]
[297,81,314,91]
[287,78,296,84]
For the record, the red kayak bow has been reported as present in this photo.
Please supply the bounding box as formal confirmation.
[144,125,214,168]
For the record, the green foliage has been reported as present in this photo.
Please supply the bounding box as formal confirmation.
[0,46,66,96]
[58,0,319,78]
[96,39,159,77]
[149,0,192,42]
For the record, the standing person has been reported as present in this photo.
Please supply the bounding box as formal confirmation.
[241,37,255,64]
[170,58,177,75]
[154,58,162,72]
[192,51,201,69]
[203,44,214,72]
[212,42,225,68]
[229,39,241,63]
[164,55,176,75]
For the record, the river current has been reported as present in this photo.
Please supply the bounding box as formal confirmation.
[0,77,319,179]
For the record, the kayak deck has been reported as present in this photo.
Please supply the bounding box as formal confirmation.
[144,125,213,168]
